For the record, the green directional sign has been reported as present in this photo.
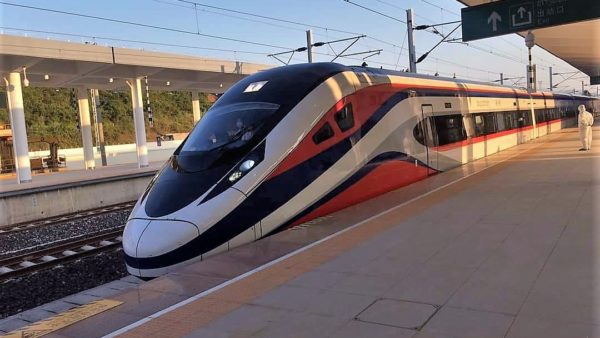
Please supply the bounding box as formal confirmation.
[462,0,600,42]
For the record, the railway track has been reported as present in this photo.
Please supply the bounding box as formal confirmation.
[0,229,124,281]
[0,202,135,235]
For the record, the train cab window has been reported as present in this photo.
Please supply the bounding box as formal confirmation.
[334,103,355,132]
[312,122,334,145]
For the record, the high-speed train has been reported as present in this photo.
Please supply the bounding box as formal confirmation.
[123,62,599,278]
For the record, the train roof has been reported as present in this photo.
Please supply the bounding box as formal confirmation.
[243,62,597,102]
[349,64,597,101]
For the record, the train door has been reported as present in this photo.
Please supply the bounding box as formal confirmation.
[421,104,438,174]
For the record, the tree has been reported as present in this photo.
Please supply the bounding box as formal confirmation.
[0,87,212,150]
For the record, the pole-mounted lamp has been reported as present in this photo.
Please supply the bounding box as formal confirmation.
[22,66,29,87]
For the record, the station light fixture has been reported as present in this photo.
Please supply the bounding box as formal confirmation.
[22,66,29,87]
[166,81,171,86]
[44,74,50,80]
[108,77,114,83]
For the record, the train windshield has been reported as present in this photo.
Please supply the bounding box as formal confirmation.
[181,102,279,153]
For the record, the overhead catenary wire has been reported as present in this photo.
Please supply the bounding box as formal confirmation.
[155,0,387,58]
[339,0,531,69]
[0,1,293,50]
[0,27,272,56]
[2,0,583,91]
[4,0,538,79]
[367,0,570,72]
[174,0,364,37]
[342,0,406,24]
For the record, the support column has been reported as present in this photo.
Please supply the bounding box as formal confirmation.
[128,78,149,168]
[306,29,314,63]
[192,91,201,124]
[77,87,95,170]
[6,72,31,183]
[91,89,107,166]
[407,9,417,73]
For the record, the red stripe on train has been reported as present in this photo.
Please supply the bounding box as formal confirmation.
[288,160,430,228]
[268,81,559,180]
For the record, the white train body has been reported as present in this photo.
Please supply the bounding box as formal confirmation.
[122,63,599,278]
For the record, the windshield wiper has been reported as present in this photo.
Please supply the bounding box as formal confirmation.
[211,126,250,152]
[213,123,263,152]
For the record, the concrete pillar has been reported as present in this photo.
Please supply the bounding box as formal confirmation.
[192,91,201,124]
[129,78,149,168]
[77,88,95,170]
[6,72,32,183]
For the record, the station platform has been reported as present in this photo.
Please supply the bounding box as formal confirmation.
[0,162,161,226]
[6,125,600,338]
[0,162,161,195]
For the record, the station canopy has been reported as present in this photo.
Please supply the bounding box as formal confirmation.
[459,0,600,85]
[0,34,272,93]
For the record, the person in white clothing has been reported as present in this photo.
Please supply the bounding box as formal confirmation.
[578,105,594,151]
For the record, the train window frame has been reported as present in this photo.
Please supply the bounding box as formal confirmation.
[312,122,335,145]
[334,103,355,132]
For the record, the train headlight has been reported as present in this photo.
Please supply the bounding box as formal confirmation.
[239,159,255,172]
[198,141,266,205]
[228,171,243,182]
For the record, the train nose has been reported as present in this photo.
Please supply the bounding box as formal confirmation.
[122,218,149,257]
[123,218,200,276]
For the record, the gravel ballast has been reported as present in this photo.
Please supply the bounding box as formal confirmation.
[0,249,129,319]
[0,209,131,259]
[0,208,133,319]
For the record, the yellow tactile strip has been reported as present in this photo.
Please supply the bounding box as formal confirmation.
[119,133,568,338]
[1,300,122,338]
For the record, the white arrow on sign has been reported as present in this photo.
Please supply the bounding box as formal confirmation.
[488,11,502,31]
[517,6,527,19]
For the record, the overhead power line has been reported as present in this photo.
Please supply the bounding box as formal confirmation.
[0,27,271,56]
[342,0,407,24]
[175,0,364,37]
[153,0,308,34]
[421,0,461,16]
[0,1,292,50]
[157,0,389,59]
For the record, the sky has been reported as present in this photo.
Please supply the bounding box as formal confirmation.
[0,0,595,94]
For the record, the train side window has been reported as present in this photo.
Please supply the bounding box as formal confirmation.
[312,122,334,145]
[496,112,507,131]
[504,112,516,130]
[473,114,485,136]
[521,111,533,126]
[535,109,546,123]
[473,113,497,136]
[434,114,466,145]
[483,113,497,134]
[334,103,355,132]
